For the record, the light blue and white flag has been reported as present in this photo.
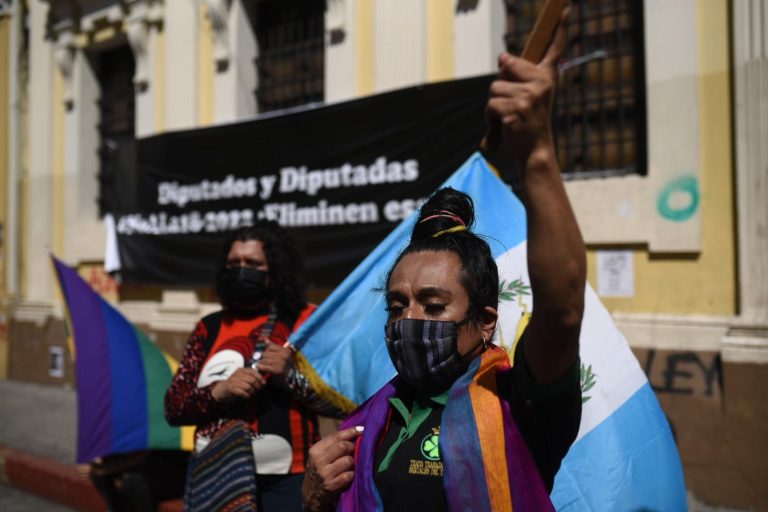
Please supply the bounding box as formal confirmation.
[290,151,687,511]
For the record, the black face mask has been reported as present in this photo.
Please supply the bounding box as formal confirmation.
[216,267,271,311]
[384,317,475,394]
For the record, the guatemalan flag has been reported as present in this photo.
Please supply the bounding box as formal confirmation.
[290,152,687,511]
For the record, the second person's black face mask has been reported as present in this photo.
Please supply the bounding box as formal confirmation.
[217,267,271,311]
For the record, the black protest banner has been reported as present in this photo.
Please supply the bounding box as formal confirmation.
[112,75,496,287]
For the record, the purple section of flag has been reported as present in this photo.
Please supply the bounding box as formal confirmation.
[338,381,396,511]
[53,257,113,463]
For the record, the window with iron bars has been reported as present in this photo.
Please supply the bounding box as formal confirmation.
[505,0,647,178]
[253,0,325,113]
[93,44,136,218]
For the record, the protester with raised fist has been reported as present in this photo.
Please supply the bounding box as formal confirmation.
[302,7,585,512]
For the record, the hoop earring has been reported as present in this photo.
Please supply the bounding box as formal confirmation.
[482,335,489,350]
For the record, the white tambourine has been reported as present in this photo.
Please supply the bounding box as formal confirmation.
[196,349,245,388]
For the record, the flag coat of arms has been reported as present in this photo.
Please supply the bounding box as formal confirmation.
[52,257,194,463]
[290,152,687,510]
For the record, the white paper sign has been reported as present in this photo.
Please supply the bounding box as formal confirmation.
[597,250,634,297]
[49,346,65,378]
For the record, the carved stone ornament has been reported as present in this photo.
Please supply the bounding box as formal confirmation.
[456,0,480,14]
[327,0,346,45]
[125,0,163,92]
[0,1,13,17]
[203,0,231,70]
[126,11,150,91]
[53,29,76,110]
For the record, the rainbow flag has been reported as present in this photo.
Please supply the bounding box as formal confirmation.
[51,256,194,464]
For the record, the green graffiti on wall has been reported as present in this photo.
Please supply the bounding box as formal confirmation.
[657,175,699,222]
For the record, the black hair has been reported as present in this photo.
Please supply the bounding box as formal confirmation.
[214,221,306,318]
[385,187,499,324]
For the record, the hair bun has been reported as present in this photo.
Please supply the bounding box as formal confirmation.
[412,187,475,241]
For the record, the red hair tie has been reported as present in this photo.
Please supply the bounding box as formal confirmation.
[418,210,466,227]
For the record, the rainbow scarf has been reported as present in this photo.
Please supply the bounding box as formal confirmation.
[338,346,552,511]
[52,256,194,463]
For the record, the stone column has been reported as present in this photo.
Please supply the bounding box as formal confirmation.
[164,0,199,130]
[325,0,356,103]
[724,0,768,362]
[204,0,258,122]
[25,1,56,302]
[454,0,505,79]
[374,0,426,93]
[127,0,163,137]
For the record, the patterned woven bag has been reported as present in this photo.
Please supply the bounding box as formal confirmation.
[184,420,257,512]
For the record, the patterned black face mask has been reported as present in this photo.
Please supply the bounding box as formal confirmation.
[384,317,473,393]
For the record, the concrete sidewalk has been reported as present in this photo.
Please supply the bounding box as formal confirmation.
[0,379,182,511]
[0,380,77,464]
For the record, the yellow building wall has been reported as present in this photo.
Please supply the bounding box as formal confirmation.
[426,0,454,82]
[0,16,9,295]
[198,2,214,126]
[52,69,66,258]
[0,16,9,379]
[155,29,166,132]
[356,0,375,96]
[587,0,735,316]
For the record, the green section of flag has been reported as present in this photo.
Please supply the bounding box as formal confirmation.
[135,327,181,449]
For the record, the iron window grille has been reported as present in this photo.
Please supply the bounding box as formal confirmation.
[253,1,325,113]
[505,0,647,178]
[93,44,136,218]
